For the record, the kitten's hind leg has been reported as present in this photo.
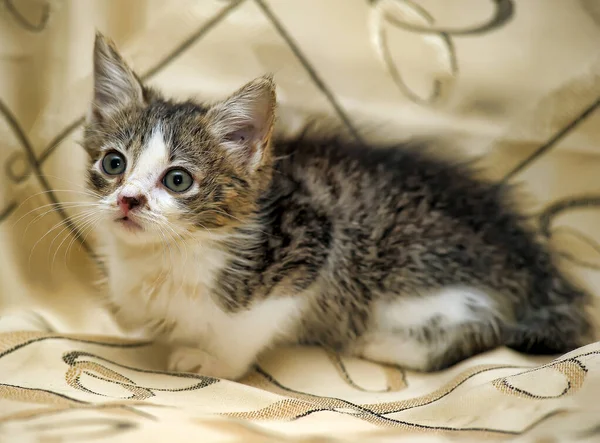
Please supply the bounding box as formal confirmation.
[355,287,504,371]
[356,322,502,371]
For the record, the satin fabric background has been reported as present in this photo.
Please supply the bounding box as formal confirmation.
[0,1,599,441]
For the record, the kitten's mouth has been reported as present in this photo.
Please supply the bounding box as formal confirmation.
[115,216,142,231]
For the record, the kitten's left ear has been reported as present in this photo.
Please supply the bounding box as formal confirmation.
[89,32,144,124]
[206,75,276,172]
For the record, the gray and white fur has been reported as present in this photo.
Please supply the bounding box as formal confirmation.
[82,33,593,380]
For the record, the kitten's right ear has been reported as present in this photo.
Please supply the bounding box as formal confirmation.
[90,32,144,123]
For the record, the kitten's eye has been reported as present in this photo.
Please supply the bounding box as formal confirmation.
[102,152,126,175]
[163,169,193,193]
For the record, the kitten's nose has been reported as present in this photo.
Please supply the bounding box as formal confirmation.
[117,194,146,215]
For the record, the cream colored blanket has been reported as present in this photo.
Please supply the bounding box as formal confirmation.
[1,1,600,441]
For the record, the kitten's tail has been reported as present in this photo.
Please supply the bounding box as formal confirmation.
[505,276,595,355]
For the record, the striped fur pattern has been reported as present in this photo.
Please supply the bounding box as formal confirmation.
[82,33,593,380]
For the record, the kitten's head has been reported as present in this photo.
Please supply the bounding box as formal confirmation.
[83,33,276,245]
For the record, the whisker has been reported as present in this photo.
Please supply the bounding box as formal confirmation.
[55,212,103,272]
[66,212,103,259]
[40,174,104,196]
[28,209,100,272]
[48,210,101,258]
[19,202,104,233]
[159,226,176,296]
[162,220,188,260]
[194,221,216,240]
[15,188,103,212]
[159,224,190,300]
[150,229,170,291]
[77,215,104,252]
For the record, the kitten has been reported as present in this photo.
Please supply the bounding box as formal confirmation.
[83,33,593,380]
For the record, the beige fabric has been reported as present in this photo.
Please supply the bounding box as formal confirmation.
[1,0,600,441]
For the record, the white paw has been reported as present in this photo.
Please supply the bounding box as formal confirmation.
[167,346,249,380]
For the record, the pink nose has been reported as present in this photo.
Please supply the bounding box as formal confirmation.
[117,194,146,215]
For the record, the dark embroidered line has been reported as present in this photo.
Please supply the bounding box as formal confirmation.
[38,117,85,165]
[0,98,97,261]
[141,0,245,81]
[80,370,209,397]
[569,357,589,373]
[0,383,88,404]
[5,151,29,183]
[0,201,17,223]
[254,0,365,145]
[486,354,596,382]
[394,409,565,435]
[3,0,50,33]
[375,0,514,35]
[330,352,406,393]
[291,408,327,420]
[502,97,600,183]
[290,407,560,435]
[370,0,457,105]
[337,356,393,392]
[255,365,525,434]
[558,251,600,272]
[498,378,571,399]
[383,364,523,414]
[266,361,524,415]
[553,226,600,258]
[538,195,600,237]
[63,350,218,389]
[535,194,600,271]
[255,365,380,414]
[70,372,115,399]
[0,335,152,360]
[81,371,153,401]
[291,397,565,435]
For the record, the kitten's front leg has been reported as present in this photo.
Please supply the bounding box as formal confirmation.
[166,298,293,380]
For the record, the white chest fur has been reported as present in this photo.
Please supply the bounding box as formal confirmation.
[104,236,227,340]
[100,233,304,378]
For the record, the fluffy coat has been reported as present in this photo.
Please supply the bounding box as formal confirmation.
[83,33,592,380]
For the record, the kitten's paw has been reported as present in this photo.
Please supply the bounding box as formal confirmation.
[168,346,249,380]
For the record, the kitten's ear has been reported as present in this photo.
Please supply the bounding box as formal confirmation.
[90,32,144,123]
[206,75,276,172]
